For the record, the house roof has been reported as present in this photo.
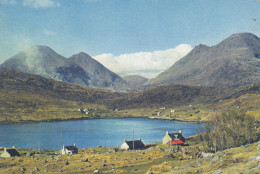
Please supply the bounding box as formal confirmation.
[168,133,185,140]
[65,146,78,151]
[170,140,184,145]
[125,140,145,149]
[6,149,20,156]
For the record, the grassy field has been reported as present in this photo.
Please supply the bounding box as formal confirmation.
[0,139,259,174]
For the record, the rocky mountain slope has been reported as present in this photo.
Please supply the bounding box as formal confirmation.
[123,75,148,89]
[145,33,260,88]
[0,46,127,90]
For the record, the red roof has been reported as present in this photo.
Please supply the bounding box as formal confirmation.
[170,140,184,145]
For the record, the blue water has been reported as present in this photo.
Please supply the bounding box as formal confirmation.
[0,118,203,150]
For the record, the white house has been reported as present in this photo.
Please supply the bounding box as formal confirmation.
[120,138,145,150]
[0,148,20,158]
[61,144,78,155]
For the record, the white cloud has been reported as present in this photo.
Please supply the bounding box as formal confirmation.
[0,0,17,5]
[43,29,56,36]
[23,0,60,8]
[94,44,193,78]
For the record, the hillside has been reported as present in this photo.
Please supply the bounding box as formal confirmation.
[0,45,127,91]
[111,85,231,110]
[145,33,260,88]
[0,70,126,122]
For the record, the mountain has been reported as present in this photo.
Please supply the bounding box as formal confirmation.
[68,52,127,90]
[145,33,260,88]
[123,75,148,89]
[0,45,127,90]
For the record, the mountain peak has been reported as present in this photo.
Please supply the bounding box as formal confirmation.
[145,32,260,88]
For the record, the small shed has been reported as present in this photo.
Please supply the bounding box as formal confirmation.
[0,148,20,158]
[61,144,78,155]
[162,130,185,144]
[120,138,145,150]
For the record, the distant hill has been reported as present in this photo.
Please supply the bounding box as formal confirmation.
[111,84,232,109]
[123,75,148,89]
[0,46,127,91]
[0,70,124,105]
[0,70,126,122]
[145,33,260,88]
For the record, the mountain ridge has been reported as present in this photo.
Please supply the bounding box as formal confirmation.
[0,45,127,91]
[144,32,260,88]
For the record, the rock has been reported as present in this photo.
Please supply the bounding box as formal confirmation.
[81,158,88,162]
[233,158,239,163]
[44,170,48,173]
[132,169,138,171]
[248,155,260,162]
[34,167,39,171]
[196,160,202,166]
[21,167,26,172]
[65,161,70,165]
[214,170,222,174]
[163,154,174,159]
[257,145,260,150]
[94,170,99,173]
[244,148,251,152]
[102,160,107,163]
[43,160,47,163]
[102,164,107,167]
[210,155,220,165]
[26,152,33,157]
[58,169,63,172]
[110,163,115,166]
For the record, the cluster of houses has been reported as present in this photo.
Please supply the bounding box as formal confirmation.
[0,130,188,157]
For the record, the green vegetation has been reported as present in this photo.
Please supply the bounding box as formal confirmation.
[196,111,259,152]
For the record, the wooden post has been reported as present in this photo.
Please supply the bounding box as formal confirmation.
[133,128,135,150]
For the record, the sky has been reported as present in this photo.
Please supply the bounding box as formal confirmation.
[0,0,259,78]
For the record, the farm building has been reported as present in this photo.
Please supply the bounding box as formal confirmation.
[0,148,20,158]
[120,138,145,150]
[162,130,185,144]
[61,144,78,155]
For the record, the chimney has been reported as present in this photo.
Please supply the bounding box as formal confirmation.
[166,131,169,135]
[124,139,126,142]
[178,130,182,134]
[4,148,7,152]
[74,143,76,147]
[139,138,141,141]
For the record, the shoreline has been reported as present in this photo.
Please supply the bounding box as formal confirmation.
[0,115,207,124]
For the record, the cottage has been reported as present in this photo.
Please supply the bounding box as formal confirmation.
[120,138,145,150]
[162,130,185,144]
[0,148,20,157]
[61,144,78,155]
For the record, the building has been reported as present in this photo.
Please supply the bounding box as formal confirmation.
[0,148,20,157]
[120,138,145,150]
[61,144,78,155]
[162,130,185,144]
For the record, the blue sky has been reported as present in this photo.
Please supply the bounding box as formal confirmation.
[0,0,259,78]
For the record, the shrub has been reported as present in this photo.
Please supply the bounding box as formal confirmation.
[197,111,258,152]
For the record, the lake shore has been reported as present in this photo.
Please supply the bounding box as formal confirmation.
[0,114,207,124]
